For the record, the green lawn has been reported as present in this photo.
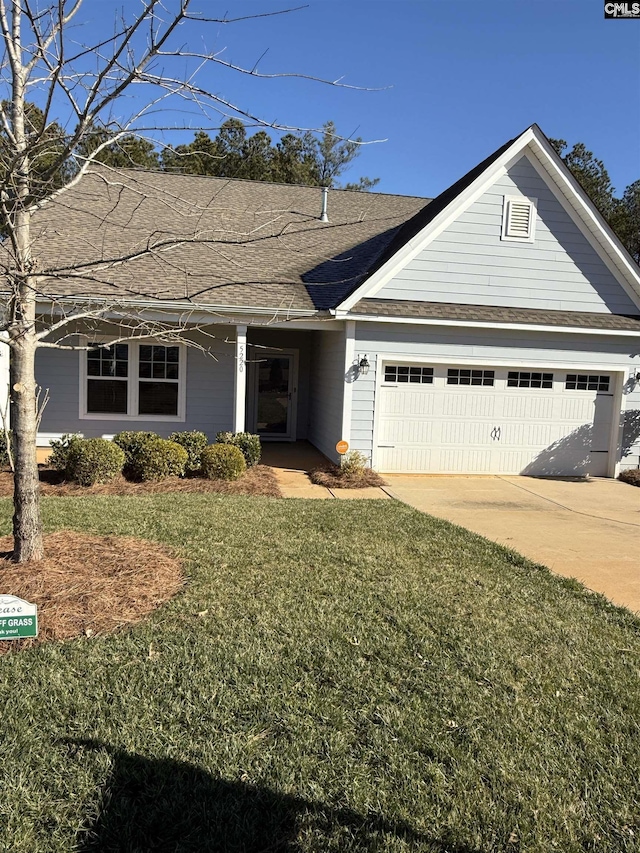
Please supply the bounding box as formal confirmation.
[0,495,638,852]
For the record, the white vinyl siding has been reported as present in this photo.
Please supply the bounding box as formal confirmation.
[375,155,639,315]
[308,330,345,462]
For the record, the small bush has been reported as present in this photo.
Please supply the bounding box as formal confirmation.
[215,431,261,467]
[67,438,125,486]
[168,430,208,472]
[340,450,369,476]
[201,444,246,481]
[0,429,13,468]
[48,433,83,474]
[619,469,640,487]
[112,431,158,464]
[128,438,188,482]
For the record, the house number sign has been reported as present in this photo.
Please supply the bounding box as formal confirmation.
[0,595,38,640]
[238,343,245,373]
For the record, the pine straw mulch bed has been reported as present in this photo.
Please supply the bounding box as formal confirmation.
[0,530,184,655]
[619,469,640,487]
[309,465,387,489]
[0,464,281,498]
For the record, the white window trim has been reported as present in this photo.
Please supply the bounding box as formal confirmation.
[501,194,537,242]
[79,336,187,422]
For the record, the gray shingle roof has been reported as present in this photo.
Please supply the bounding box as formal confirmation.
[351,299,640,331]
[27,167,428,312]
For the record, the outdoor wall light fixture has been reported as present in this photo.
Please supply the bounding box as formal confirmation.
[358,355,370,375]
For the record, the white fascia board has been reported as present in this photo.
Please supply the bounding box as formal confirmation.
[339,311,640,338]
[525,134,640,307]
[337,128,539,312]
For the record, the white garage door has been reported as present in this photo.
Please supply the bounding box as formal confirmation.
[375,364,615,476]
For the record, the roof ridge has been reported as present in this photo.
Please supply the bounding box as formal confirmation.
[88,164,431,201]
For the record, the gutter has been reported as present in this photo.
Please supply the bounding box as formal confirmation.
[335,310,640,338]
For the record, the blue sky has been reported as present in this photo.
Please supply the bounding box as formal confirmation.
[69,1,640,199]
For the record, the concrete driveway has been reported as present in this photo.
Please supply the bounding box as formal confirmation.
[385,475,640,614]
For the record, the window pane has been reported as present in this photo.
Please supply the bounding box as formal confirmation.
[167,347,179,363]
[140,345,152,362]
[138,382,178,416]
[166,363,179,380]
[152,362,166,379]
[87,379,128,414]
[139,361,152,378]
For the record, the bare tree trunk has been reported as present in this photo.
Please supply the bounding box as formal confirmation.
[6,1,43,562]
[10,326,43,562]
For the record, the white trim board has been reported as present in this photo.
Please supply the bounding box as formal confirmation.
[78,336,187,422]
[338,312,640,338]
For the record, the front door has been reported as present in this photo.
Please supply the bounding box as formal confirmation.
[254,354,296,440]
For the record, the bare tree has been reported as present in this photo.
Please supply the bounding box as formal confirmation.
[0,0,375,563]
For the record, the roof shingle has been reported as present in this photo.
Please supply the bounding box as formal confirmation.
[26,168,428,312]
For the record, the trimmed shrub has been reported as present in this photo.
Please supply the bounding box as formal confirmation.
[619,469,640,487]
[340,450,369,476]
[48,433,83,474]
[215,431,261,467]
[112,431,158,464]
[128,438,188,482]
[0,429,12,468]
[67,438,125,486]
[168,430,208,472]
[201,443,246,481]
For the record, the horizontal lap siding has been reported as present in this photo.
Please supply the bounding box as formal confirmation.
[621,385,640,471]
[36,327,236,442]
[308,330,344,462]
[354,322,640,468]
[376,155,638,315]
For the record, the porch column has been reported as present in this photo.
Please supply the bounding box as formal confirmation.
[341,320,356,447]
[234,325,247,432]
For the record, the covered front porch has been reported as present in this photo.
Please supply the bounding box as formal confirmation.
[233,323,352,464]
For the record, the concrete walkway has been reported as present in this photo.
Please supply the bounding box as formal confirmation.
[261,442,389,500]
[385,475,640,613]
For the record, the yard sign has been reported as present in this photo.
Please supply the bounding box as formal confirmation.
[0,595,38,639]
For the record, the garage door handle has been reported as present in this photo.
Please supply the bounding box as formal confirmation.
[491,426,501,441]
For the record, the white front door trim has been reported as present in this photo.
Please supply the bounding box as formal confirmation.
[249,347,299,441]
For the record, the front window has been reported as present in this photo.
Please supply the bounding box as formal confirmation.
[138,345,180,415]
[86,344,129,414]
[83,341,184,420]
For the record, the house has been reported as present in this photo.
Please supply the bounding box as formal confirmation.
[20,124,640,476]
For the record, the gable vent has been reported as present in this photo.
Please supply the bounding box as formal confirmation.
[502,196,537,242]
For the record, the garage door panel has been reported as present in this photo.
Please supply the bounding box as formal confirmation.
[442,394,496,418]
[379,418,433,444]
[500,422,559,447]
[378,387,435,416]
[559,397,596,420]
[375,363,615,475]
[441,420,495,446]
[502,396,555,420]
[377,447,433,473]
[439,448,493,473]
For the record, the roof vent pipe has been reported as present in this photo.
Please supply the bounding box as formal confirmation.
[320,186,329,222]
